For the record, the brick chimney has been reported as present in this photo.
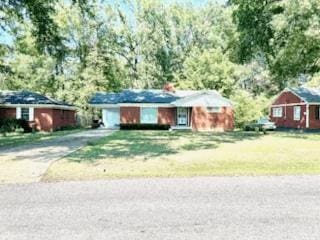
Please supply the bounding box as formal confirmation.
[163,83,175,93]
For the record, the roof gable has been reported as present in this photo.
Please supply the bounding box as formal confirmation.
[171,91,232,107]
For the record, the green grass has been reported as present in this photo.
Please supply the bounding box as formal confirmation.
[43,130,320,181]
[0,128,84,148]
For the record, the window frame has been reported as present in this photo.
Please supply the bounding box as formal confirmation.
[315,106,320,120]
[272,107,283,118]
[140,107,158,124]
[293,106,301,121]
[21,108,30,121]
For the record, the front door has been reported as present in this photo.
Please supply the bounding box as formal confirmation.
[177,107,188,126]
[102,108,120,128]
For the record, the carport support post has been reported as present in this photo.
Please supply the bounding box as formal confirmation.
[306,104,310,129]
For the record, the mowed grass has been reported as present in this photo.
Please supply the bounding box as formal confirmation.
[43,130,320,181]
[0,128,83,149]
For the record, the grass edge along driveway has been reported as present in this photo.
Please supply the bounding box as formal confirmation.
[43,130,320,182]
[0,128,84,149]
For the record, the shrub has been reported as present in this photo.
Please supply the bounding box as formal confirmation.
[120,123,170,130]
[0,118,32,134]
[231,90,271,129]
[58,125,80,131]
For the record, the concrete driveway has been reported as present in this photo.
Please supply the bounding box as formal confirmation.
[0,176,320,240]
[0,129,114,184]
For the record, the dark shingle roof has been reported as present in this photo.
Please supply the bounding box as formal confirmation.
[0,90,73,106]
[89,89,232,107]
[89,89,180,104]
[288,87,320,103]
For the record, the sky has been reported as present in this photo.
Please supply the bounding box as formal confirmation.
[0,0,228,45]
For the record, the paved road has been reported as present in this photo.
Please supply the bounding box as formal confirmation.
[0,129,114,184]
[0,176,320,240]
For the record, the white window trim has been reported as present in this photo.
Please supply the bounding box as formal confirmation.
[272,107,283,118]
[29,107,34,121]
[293,106,301,121]
[207,107,221,113]
[16,107,21,119]
[140,107,158,124]
[16,107,34,121]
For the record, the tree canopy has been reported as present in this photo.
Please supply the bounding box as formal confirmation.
[0,0,319,118]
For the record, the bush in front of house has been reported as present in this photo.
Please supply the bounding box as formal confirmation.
[120,123,171,130]
[0,118,32,134]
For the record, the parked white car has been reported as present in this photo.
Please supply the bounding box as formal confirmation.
[245,118,276,131]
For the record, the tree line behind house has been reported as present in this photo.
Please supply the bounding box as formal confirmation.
[0,0,319,128]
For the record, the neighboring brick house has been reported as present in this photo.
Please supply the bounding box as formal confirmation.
[270,87,320,129]
[0,90,77,131]
[89,84,234,131]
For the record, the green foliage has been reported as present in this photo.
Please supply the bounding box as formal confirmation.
[232,0,320,89]
[271,0,320,87]
[177,48,242,97]
[0,118,32,134]
[231,90,270,128]
[306,73,320,88]
[2,0,320,121]
[231,0,280,62]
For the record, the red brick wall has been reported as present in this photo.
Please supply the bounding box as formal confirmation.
[120,107,140,124]
[0,108,16,119]
[51,109,76,131]
[158,107,176,126]
[272,91,304,105]
[0,107,76,131]
[309,105,320,129]
[34,108,54,131]
[270,105,307,129]
[191,107,234,131]
[270,91,308,129]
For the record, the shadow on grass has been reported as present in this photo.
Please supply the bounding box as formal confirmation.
[272,129,320,140]
[68,130,265,163]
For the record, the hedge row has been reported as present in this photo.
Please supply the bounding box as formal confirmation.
[0,118,32,133]
[120,123,170,130]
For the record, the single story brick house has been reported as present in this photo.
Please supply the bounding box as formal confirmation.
[270,87,320,129]
[89,85,234,131]
[0,90,77,131]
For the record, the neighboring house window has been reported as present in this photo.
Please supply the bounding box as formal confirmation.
[316,106,320,120]
[293,106,301,121]
[207,107,221,113]
[141,107,158,124]
[272,107,282,117]
[21,108,30,121]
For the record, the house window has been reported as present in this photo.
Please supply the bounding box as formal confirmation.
[141,107,158,124]
[293,106,301,121]
[207,107,221,113]
[272,107,283,117]
[21,108,30,121]
[315,106,320,120]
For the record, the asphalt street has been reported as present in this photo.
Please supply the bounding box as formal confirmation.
[0,176,320,240]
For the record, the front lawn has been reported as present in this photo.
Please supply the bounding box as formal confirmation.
[43,130,320,181]
[0,128,83,149]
